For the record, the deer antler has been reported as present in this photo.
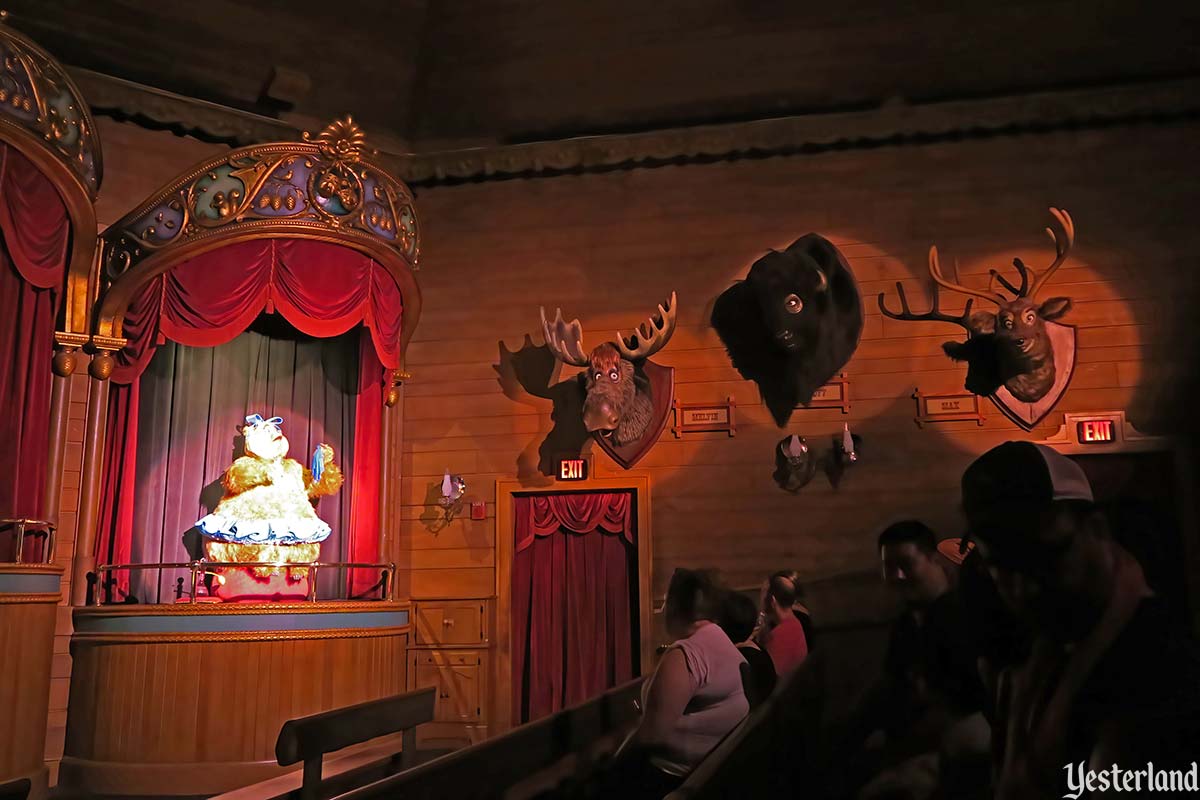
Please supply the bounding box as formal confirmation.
[539,307,591,367]
[1028,207,1074,299]
[927,246,1005,306]
[878,275,979,332]
[616,291,678,361]
[988,258,1030,298]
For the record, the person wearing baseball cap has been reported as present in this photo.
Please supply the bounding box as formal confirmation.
[961,441,1200,799]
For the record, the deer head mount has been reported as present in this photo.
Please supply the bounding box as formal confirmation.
[540,293,677,447]
[879,208,1076,403]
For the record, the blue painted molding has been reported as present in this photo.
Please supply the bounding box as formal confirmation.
[74,607,408,635]
[0,571,61,594]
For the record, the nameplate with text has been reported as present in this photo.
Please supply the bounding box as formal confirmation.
[672,397,736,437]
[914,390,985,427]
[795,374,850,413]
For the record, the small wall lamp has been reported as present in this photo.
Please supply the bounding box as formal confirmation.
[438,469,468,521]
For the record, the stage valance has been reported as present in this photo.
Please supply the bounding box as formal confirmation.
[112,238,405,383]
[514,492,634,552]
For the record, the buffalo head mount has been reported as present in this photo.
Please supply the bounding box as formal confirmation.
[712,234,864,427]
[878,208,1076,404]
[540,293,677,448]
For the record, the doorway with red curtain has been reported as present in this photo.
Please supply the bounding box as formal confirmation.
[511,490,640,724]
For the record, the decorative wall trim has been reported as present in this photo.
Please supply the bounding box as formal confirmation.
[68,66,301,146]
[393,77,1200,185]
[68,66,1200,186]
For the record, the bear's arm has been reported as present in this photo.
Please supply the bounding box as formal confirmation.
[223,457,272,494]
[304,445,345,498]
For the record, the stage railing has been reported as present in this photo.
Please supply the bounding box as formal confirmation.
[92,560,396,605]
[0,517,55,564]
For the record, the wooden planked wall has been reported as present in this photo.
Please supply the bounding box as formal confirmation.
[399,121,1200,619]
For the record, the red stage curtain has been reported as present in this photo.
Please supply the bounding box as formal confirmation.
[96,238,400,595]
[0,143,69,548]
[511,492,637,724]
[114,238,404,376]
[125,324,362,603]
[0,143,70,288]
[348,333,383,596]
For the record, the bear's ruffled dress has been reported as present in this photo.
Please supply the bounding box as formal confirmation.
[197,457,332,545]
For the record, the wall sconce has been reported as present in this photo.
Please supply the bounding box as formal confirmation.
[773,434,817,493]
[836,423,859,464]
[438,469,468,521]
[825,423,863,489]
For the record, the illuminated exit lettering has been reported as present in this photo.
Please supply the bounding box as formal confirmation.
[557,458,588,481]
[1077,419,1116,444]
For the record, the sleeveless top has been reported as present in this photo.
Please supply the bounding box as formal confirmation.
[644,622,749,773]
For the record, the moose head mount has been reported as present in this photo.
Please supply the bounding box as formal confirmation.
[712,234,864,428]
[540,293,677,467]
[879,208,1078,429]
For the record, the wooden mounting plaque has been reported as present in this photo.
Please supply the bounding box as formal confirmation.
[672,397,736,438]
[796,374,850,413]
[914,390,986,427]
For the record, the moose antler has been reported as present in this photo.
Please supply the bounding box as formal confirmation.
[616,291,678,361]
[1027,207,1074,299]
[878,248,1000,331]
[540,307,591,367]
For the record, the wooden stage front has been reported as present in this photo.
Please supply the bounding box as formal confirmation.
[59,601,411,798]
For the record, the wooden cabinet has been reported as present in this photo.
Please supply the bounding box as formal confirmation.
[408,599,492,750]
[414,600,487,646]
[408,649,488,748]
[412,651,485,722]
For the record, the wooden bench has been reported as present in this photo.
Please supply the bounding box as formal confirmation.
[0,778,30,800]
[332,678,646,800]
[220,687,436,800]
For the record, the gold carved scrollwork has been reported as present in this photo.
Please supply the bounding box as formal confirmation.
[0,12,101,194]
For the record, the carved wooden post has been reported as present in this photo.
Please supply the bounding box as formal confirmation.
[44,334,87,534]
[70,340,119,606]
[380,369,405,564]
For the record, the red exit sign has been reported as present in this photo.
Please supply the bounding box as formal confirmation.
[557,458,589,481]
[1077,418,1116,444]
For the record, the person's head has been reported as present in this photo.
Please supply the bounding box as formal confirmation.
[962,441,1115,642]
[664,568,726,639]
[878,520,950,608]
[718,590,759,645]
[761,570,798,624]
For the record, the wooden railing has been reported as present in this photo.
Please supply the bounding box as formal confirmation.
[332,678,646,800]
[275,688,436,800]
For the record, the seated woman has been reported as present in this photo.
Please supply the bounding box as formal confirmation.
[718,590,777,707]
[608,568,750,798]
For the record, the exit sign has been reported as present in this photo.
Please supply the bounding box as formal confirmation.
[1077,418,1116,444]
[557,458,589,481]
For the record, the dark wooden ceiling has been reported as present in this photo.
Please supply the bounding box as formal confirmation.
[7,0,1200,148]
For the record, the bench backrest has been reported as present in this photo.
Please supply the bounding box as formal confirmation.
[332,678,645,800]
[275,687,436,800]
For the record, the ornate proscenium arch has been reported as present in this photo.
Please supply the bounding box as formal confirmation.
[94,117,422,369]
[0,12,103,336]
